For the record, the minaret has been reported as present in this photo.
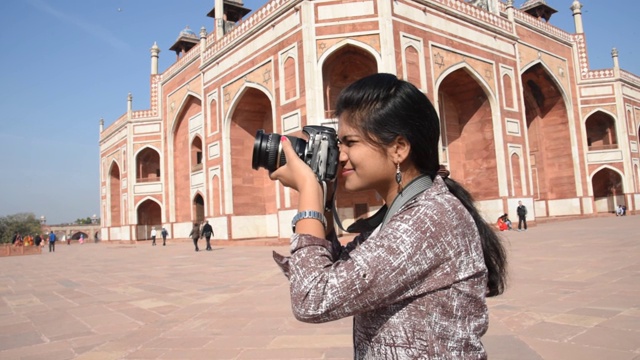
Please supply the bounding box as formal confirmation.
[207,0,252,40]
[487,0,499,14]
[214,0,224,41]
[127,93,133,114]
[99,118,104,133]
[200,26,207,53]
[506,0,515,22]
[571,0,584,34]
[612,48,620,77]
[150,42,160,75]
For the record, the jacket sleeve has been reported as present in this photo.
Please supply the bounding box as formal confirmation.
[285,197,485,323]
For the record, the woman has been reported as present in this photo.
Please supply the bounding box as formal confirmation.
[270,73,507,359]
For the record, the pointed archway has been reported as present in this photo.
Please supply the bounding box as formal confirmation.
[591,167,624,213]
[322,45,377,118]
[229,87,274,216]
[109,162,121,226]
[522,63,572,200]
[136,199,162,240]
[172,95,202,222]
[135,147,161,182]
[321,43,380,217]
[438,67,498,199]
[585,111,618,150]
[193,193,205,223]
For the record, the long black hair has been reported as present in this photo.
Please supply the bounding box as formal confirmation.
[335,73,507,296]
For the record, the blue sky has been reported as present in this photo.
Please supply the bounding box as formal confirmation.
[0,0,637,224]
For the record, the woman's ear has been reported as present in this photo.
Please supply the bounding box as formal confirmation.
[393,135,411,163]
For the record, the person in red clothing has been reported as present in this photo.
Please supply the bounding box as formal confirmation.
[496,213,511,231]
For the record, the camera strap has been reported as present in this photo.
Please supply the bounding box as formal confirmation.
[330,174,432,234]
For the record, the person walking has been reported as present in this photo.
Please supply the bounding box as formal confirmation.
[189,222,201,252]
[268,73,507,358]
[201,221,214,251]
[48,232,57,252]
[517,200,528,231]
[161,227,168,246]
[150,227,157,246]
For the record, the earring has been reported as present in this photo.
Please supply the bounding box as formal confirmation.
[395,163,402,185]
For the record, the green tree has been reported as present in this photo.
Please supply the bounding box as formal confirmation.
[75,217,93,225]
[0,213,42,244]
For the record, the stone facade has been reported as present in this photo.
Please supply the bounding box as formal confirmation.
[99,0,640,242]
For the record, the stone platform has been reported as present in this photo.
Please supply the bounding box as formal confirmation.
[0,215,638,359]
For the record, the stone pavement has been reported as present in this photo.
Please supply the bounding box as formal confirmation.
[0,216,638,359]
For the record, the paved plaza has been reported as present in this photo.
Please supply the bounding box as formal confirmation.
[1,216,638,359]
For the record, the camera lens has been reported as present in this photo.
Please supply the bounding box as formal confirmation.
[252,130,307,172]
[252,130,279,172]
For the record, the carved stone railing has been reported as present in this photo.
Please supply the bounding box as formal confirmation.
[512,6,573,42]
[621,70,640,87]
[101,113,128,139]
[203,0,296,63]
[162,44,202,81]
[430,0,513,32]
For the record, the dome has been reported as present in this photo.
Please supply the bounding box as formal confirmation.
[177,26,198,41]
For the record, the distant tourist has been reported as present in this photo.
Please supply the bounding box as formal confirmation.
[517,201,528,231]
[202,221,214,251]
[161,227,168,246]
[150,227,157,246]
[48,232,57,252]
[189,222,201,252]
[34,234,42,247]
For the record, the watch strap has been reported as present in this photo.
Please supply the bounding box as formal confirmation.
[292,210,327,232]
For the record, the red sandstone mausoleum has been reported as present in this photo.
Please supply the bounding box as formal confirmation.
[99,0,640,242]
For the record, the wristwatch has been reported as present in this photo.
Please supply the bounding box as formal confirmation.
[291,210,327,232]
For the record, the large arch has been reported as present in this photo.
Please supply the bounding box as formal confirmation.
[70,232,89,241]
[172,94,202,222]
[136,198,162,241]
[521,62,573,201]
[227,85,275,217]
[591,166,624,214]
[135,146,161,182]
[108,161,121,227]
[319,42,381,217]
[437,66,499,200]
[321,44,378,118]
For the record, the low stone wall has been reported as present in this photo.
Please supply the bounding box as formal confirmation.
[0,244,42,257]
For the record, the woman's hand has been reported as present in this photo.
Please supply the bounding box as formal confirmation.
[269,136,318,192]
[270,136,326,237]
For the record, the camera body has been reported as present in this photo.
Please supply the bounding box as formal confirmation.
[252,125,339,182]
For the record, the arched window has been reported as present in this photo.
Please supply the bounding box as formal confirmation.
[585,111,618,150]
[135,148,160,182]
[191,136,203,172]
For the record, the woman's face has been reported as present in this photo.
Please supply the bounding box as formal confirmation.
[337,119,396,199]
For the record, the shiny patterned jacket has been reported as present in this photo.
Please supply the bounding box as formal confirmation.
[274,177,489,359]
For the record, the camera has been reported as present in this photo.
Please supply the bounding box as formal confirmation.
[252,125,339,182]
